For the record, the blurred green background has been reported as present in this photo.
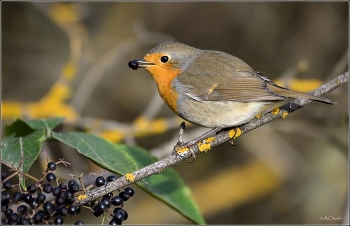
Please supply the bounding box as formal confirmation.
[2,2,348,224]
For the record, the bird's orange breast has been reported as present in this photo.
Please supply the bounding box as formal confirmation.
[144,54,181,114]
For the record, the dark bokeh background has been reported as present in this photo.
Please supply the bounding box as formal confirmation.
[2,2,348,224]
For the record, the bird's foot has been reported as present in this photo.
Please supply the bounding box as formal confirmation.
[173,123,224,163]
[173,122,196,163]
[227,139,237,146]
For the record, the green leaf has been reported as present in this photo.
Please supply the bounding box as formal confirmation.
[22,117,65,131]
[51,132,138,174]
[1,129,46,173]
[51,131,204,224]
[125,145,206,225]
[5,119,34,137]
[5,118,64,137]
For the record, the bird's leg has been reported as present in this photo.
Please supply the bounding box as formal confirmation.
[176,122,186,146]
[173,122,195,159]
[173,122,197,163]
[173,123,224,162]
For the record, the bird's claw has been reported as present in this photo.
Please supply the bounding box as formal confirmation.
[173,128,197,163]
[227,139,237,146]
[173,142,197,162]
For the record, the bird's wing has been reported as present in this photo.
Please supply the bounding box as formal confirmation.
[175,51,287,102]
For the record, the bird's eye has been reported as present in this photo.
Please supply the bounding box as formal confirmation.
[160,56,169,63]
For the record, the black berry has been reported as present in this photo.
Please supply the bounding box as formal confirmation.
[46,172,56,183]
[43,201,54,213]
[47,162,57,171]
[104,192,113,199]
[96,201,107,212]
[109,220,120,225]
[2,180,12,190]
[52,186,62,196]
[55,196,65,205]
[38,210,50,220]
[67,205,78,215]
[54,216,64,225]
[23,194,33,204]
[1,204,8,212]
[64,190,74,200]
[8,213,19,223]
[37,193,46,203]
[4,208,13,217]
[17,205,28,214]
[113,207,128,221]
[13,192,24,202]
[95,176,106,187]
[59,183,67,190]
[93,205,102,217]
[113,211,124,224]
[33,212,43,223]
[1,192,10,204]
[27,184,37,193]
[119,191,129,201]
[124,187,134,197]
[58,206,68,216]
[43,183,53,193]
[107,175,117,182]
[1,171,7,180]
[101,197,111,209]
[128,60,139,70]
[68,179,77,187]
[69,183,79,193]
[111,196,123,206]
[18,217,30,225]
[75,221,84,225]
[30,198,39,209]
[119,208,128,220]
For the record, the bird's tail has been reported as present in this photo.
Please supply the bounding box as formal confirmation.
[267,83,337,105]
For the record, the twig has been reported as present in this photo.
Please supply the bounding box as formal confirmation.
[74,71,348,206]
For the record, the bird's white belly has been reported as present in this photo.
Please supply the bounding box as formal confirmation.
[177,98,269,128]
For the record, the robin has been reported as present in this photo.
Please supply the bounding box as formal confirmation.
[128,42,336,151]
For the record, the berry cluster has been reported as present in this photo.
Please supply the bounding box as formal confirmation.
[90,175,133,225]
[1,161,134,225]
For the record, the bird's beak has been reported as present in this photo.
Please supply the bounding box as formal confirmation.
[128,60,155,70]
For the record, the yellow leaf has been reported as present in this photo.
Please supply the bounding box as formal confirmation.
[62,61,77,81]
[46,83,71,101]
[100,130,124,143]
[1,101,23,119]
[49,3,79,24]
[274,78,322,93]
[150,118,168,134]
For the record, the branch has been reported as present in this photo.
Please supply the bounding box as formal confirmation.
[74,71,349,206]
